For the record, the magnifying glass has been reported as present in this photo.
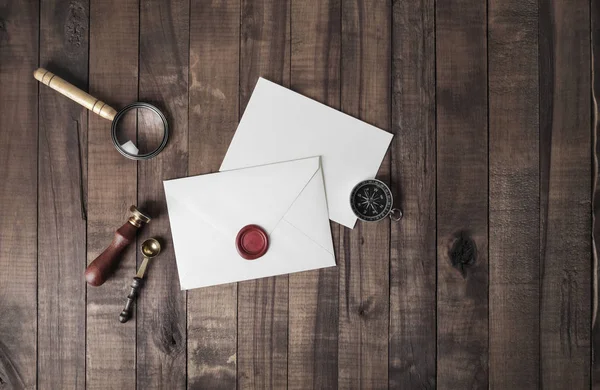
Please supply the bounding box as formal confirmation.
[34,68,168,160]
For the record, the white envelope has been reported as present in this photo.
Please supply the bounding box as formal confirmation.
[220,77,394,228]
[163,157,335,290]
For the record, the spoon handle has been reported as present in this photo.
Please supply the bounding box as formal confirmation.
[119,277,143,323]
[136,257,150,278]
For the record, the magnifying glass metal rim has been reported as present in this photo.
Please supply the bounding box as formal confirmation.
[111,102,169,161]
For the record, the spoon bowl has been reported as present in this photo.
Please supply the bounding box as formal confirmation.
[141,238,161,258]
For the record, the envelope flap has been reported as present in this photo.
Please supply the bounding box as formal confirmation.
[163,157,320,240]
[220,77,394,228]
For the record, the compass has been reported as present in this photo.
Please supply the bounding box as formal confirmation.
[350,179,403,222]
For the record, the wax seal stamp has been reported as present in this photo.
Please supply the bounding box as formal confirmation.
[85,205,151,286]
[236,225,268,260]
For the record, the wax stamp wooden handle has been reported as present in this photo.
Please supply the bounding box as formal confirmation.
[85,206,150,286]
[34,68,118,121]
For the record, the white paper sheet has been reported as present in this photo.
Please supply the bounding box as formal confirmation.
[164,157,335,290]
[220,78,393,228]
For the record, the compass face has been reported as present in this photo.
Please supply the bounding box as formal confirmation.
[350,179,393,222]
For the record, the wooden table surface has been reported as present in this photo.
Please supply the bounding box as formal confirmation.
[0,0,596,389]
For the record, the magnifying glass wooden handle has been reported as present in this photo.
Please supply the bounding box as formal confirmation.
[34,68,117,121]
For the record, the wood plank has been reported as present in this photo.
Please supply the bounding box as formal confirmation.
[240,0,290,112]
[435,0,488,388]
[38,0,88,388]
[237,0,290,388]
[388,0,436,388]
[0,0,38,388]
[288,0,340,388]
[86,0,138,388]
[187,0,239,388]
[593,0,600,384]
[136,0,189,388]
[488,0,540,388]
[539,0,592,387]
[338,0,390,389]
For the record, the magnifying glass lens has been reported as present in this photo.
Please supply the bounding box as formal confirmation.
[113,106,166,156]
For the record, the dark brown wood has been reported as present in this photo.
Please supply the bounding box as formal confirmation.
[389,0,436,388]
[2,1,600,387]
[436,0,489,388]
[488,0,540,387]
[338,0,390,388]
[136,0,189,387]
[187,0,239,388]
[288,0,340,388]
[86,0,139,387]
[37,0,88,387]
[593,0,600,384]
[85,221,141,286]
[539,0,592,388]
[237,0,290,388]
[0,0,38,388]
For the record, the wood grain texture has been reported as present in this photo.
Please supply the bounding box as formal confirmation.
[1,1,599,387]
[488,0,540,388]
[187,0,239,388]
[338,0,390,388]
[86,0,138,388]
[240,0,290,112]
[136,0,189,388]
[539,0,592,388]
[435,0,488,388]
[288,0,340,388]
[237,0,290,388]
[0,0,38,388]
[38,0,88,388]
[593,0,600,383]
[389,0,436,388]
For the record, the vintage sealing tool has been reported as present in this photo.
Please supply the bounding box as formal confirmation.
[85,206,151,286]
[350,179,403,222]
[119,238,161,323]
[34,68,169,160]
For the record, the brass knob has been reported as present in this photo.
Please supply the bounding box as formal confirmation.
[128,205,151,227]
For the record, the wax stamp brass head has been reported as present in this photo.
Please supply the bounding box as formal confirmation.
[128,205,151,227]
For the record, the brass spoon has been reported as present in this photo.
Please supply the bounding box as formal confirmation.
[119,238,161,323]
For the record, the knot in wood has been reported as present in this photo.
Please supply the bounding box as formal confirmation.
[65,2,86,48]
[0,19,6,44]
[358,297,374,318]
[449,231,477,277]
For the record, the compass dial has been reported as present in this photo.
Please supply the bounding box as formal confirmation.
[350,179,393,222]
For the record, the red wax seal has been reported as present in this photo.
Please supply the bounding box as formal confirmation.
[236,225,269,260]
